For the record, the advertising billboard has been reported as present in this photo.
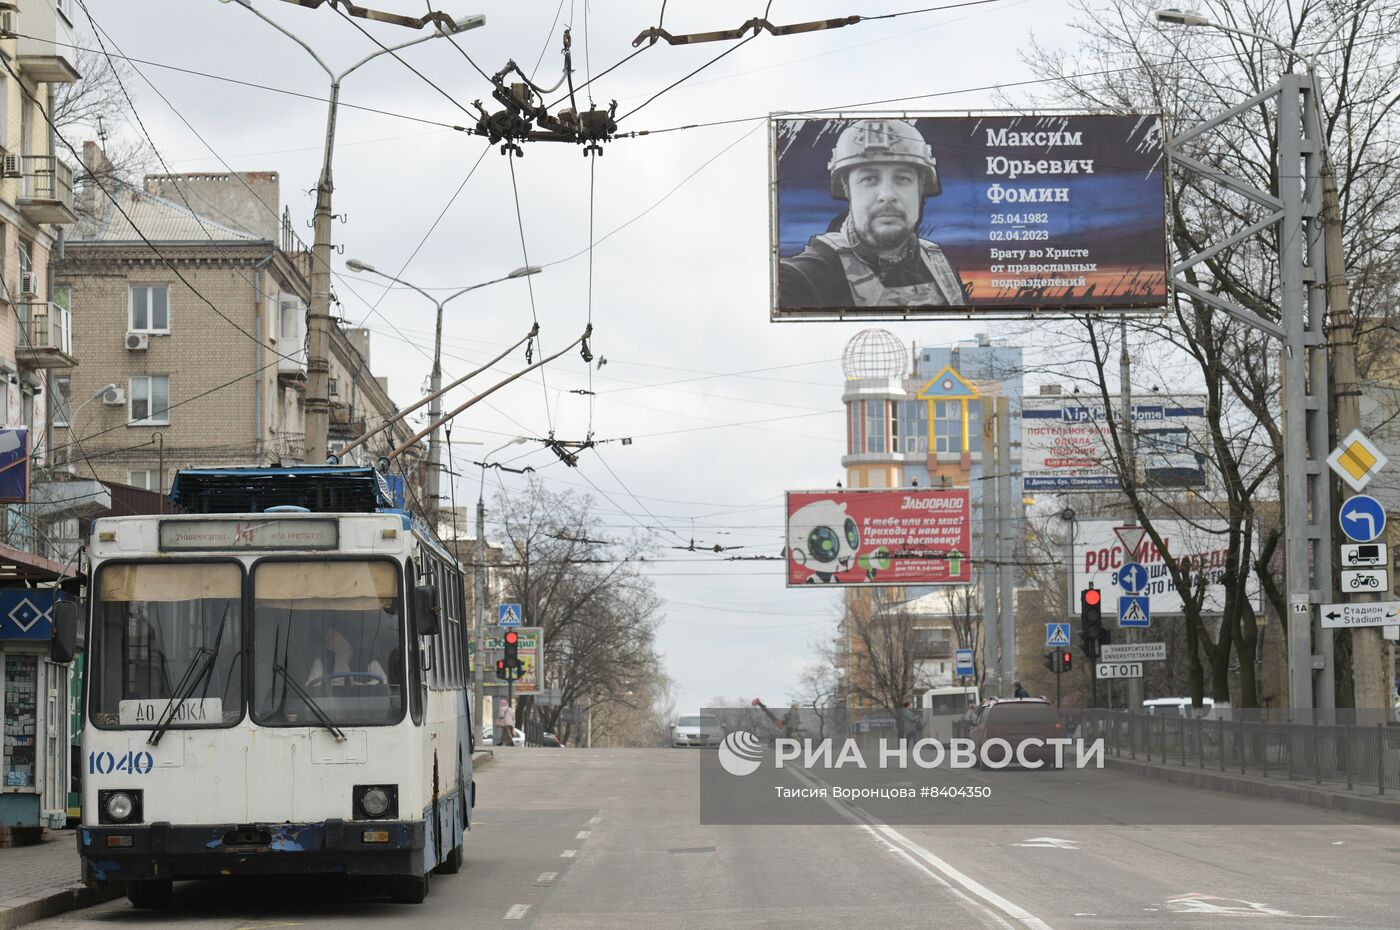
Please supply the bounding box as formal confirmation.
[1022,395,1207,492]
[771,113,1166,320]
[1075,519,1261,615]
[786,489,970,587]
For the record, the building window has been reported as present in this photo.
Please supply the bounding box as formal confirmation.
[864,400,885,454]
[129,375,170,425]
[129,285,170,333]
[934,400,962,453]
[51,375,71,427]
[128,469,159,491]
[899,400,928,454]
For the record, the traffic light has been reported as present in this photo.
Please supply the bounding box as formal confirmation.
[1061,650,1072,672]
[495,658,507,680]
[1079,586,1102,658]
[503,629,519,666]
[1043,651,1057,673]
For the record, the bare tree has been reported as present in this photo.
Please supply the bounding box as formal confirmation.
[843,589,933,731]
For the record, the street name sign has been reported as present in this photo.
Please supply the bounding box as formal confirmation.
[497,603,523,627]
[1320,602,1400,628]
[1099,642,1166,662]
[1118,595,1150,628]
[1341,568,1389,594]
[1096,661,1144,679]
[1327,430,1388,492]
[1338,495,1386,543]
[1341,542,1387,568]
[955,648,975,676]
[1045,623,1071,647]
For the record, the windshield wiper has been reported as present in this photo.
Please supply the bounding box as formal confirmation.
[148,645,218,746]
[271,664,347,742]
[148,603,232,747]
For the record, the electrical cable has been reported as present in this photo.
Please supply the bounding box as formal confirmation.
[505,157,555,434]
[331,5,480,115]
[616,33,760,123]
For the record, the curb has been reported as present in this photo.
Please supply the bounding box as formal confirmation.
[1104,755,1400,821]
[0,882,124,930]
[472,749,494,768]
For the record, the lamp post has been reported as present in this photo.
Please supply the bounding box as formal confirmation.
[1153,8,1359,712]
[343,261,540,523]
[469,436,527,735]
[219,0,485,465]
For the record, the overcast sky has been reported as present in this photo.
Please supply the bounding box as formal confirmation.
[82,0,1098,713]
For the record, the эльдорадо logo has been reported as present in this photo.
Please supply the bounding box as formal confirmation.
[717,730,764,777]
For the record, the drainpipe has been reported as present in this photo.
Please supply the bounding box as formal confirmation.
[253,253,276,463]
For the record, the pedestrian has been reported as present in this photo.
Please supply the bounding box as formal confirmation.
[779,118,967,309]
[496,698,515,747]
[1013,681,1030,698]
[901,700,924,740]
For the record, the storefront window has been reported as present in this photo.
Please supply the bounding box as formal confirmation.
[4,654,37,787]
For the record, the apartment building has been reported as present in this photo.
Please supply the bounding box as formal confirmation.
[51,148,425,500]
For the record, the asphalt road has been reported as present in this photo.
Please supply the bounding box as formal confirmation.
[33,748,1400,929]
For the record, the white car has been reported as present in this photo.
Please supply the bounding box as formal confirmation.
[481,725,525,746]
[672,715,724,748]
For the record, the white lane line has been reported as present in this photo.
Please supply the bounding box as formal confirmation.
[504,904,530,919]
[588,815,602,825]
[789,766,1055,930]
[536,871,558,885]
[560,849,577,858]
[576,830,591,839]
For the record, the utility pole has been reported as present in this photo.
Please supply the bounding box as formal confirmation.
[981,406,1000,696]
[1324,166,1388,712]
[304,92,337,465]
[1120,315,1143,711]
[996,396,1014,691]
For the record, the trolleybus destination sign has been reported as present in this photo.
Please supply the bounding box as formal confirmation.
[159,518,340,551]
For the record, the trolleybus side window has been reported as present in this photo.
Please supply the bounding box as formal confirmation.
[90,562,244,729]
[250,560,405,728]
[406,560,424,724]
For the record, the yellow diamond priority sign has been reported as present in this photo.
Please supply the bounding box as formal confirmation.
[1327,429,1388,492]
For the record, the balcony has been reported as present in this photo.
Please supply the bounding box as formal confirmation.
[17,156,76,225]
[15,302,74,368]
[910,630,953,659]
[15,2,81,83]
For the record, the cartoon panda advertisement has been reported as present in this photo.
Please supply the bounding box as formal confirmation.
[785,489,971,587]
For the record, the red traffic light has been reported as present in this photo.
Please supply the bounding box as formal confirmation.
[496,659,505,670]
[1083,588,1101,606]
[504,630,519,645]
[1062,651,1072,663]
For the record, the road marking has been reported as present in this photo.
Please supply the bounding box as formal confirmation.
[536,872,558,885]
[1162,893,1338,919]
[1013,837,1080,850]
[576,830,591,839]
[560,849,577,858]
[588,815,602,825]
[504,904,530,920]
[790,766,1055,930]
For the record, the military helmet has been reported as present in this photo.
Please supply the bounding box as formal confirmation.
[827,119,941,200]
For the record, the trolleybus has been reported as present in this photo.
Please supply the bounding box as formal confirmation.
[76,467,473,907]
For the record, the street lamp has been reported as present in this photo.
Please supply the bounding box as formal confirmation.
[219,0,485,464]
[343,262,541,517]
[470,435,528,737]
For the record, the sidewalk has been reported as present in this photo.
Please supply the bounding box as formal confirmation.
[0,830,122,930]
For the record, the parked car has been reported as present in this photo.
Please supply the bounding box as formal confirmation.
[541,732,567,748]
[967,698,1065,768]
[1143,697,1219,719]
[672,714,725,747]
[481,725,525,746]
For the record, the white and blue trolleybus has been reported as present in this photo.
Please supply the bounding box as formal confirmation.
[76,467,474,907]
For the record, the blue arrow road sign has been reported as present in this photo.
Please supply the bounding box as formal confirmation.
[1119,561,1148,595]
[1339,495,1387,543]
[497,603,522,627]
[1119,595,1151,628]
[1046,623,1071,647]
[955,648,975,676]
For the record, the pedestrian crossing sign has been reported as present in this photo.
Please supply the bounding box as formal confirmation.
[497,603,523,627]
[1046,622,1071,647]
[1119,595,1150,628]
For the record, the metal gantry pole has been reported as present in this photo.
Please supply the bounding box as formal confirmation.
[996,396,1015,690]
[981,407,1000,695]
[473,494,487,737]
[1120,315,1143,711]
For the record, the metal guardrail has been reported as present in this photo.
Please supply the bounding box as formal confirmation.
[1080,711,1400,796]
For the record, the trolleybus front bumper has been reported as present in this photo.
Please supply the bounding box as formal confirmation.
[78,820,427,882]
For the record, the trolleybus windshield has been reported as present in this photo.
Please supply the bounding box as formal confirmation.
[251,560,404,727]
[91,562,245,729]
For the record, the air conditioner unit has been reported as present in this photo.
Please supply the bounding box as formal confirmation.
[101,386,125,406]
[125,332,149,351]
[18,272,36,297]
[1,154,20,179]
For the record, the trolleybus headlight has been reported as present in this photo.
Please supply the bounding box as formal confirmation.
[354,784,397,819]
[98,789,142,824]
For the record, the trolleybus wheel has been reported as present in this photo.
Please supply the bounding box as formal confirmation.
[389,872,430,904]
[435,843,463,874]
[127,879,172,909]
